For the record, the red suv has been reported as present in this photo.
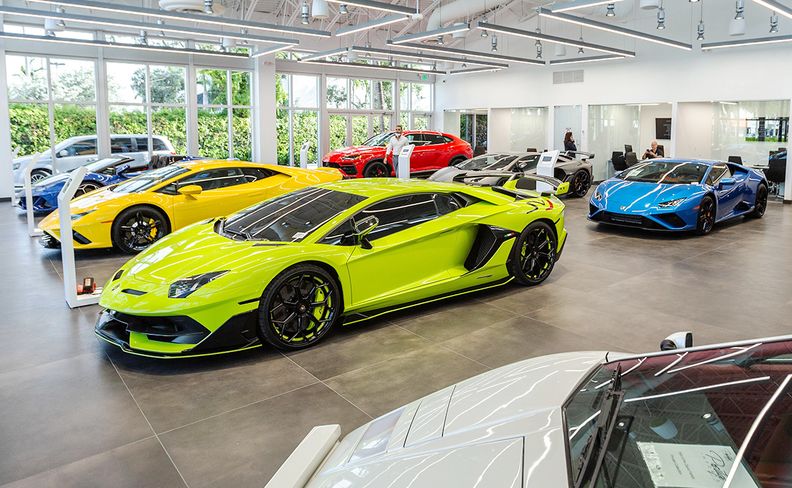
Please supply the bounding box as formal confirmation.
[322,130,473,178]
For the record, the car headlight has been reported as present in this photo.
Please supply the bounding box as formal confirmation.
[168,271,229,299]
[658,198,686,208]
[71,210,95,221]
[12,163,20,171]
[341,155,360,160]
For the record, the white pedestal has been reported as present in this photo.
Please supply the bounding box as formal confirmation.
[536,150,560,193]
[397,144,414,179]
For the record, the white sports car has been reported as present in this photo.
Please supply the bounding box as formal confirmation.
[269,333,792,487]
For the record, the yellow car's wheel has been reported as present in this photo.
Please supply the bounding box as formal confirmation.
[112,206,170,254]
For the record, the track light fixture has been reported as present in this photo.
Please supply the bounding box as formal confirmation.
[491,34,497,51]
[536,43,543,59]
[730,0,746,35]
[656,6,666,30]
[606,3,616,16]
[55,7,67,28]
[137,29,148,45]
[696,1,705,40]
[301,1,310,24]
[203,0,214,15]
[437,35,445,45]
[770,12,779,32]
[339,3,349,13]
[481,29,488,37]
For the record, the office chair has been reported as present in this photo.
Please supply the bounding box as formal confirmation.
[656,144,665,157]
[526,147,538,153]
[728,156,743,164]
[625,152,639,167]
[611,151,627,171]
[624,144,633,154]
[764,157,786,197]
[473,145,487,157]
[148,155,160,170]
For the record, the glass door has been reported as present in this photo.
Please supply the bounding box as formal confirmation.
[351,115,369,146]
[329,114,348,151]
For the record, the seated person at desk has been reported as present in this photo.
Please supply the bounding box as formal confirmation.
[643,141,664,159]
[564,131,577,151]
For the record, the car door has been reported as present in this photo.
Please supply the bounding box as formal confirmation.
[167,167,249,228]
[405,134,432,172]
[707,164,741,219]
[343,193,478,308]
[53,138,97,172]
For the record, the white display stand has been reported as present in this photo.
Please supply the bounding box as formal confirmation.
[299,141,311,169]
[57,166,101,308]
[23,154,43,237]
[536,150,560,193]
[397,144,414,179]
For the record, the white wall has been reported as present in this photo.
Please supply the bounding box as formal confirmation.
[676,102,715,159]
[638,104,672,156]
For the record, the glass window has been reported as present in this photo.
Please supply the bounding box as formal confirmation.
[223,187,367,242]
[9,102,49,159]
[411,83,431,112]
[351,79,371,109]
[507,107,547,153]
[196,69,227,106]
[152,106,186,154]
[276,108,289,165]
[177,167,245,191]
[231,71,251,106]
[292,110,319,164]
[6,55,48,101]
[149,65,185,104]
[197,107,229,159]
[354,194,439,241]
[276,74,289,108]
[588,104,641,180]
[329,114,348,150]
[292,75,317,108]
[107,62,146,103]
[53,104,97,156]
[57,138,96,157]
[373,80,393,111]
[399,82,409,111]
[111,137,135,154]
[50,58,95,102]
[109,106,146,137]
[327,77,348,109]
[706,164,730,185]
[232,108,252,161]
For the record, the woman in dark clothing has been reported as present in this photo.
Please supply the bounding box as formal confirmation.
[564,131,577,151]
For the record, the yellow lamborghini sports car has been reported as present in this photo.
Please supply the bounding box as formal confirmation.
[39,160,343,253]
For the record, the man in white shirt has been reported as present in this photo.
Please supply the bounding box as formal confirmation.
[385,125,409,176]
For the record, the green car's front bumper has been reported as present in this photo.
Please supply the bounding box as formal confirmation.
[95,309,262,358]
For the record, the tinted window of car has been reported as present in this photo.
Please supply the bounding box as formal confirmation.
[423,134,446,145]
[241,167,276,182]
[443,136,454,144]
[176,168,246,191]
[355,194,439,241]
[706,165,730,186]
[223,187,366,242]
[153,138,169,151]
[114,165,189,193]
[135,137,149,151]
[514,155,540,171]
[111,137,134,154]
[406,134,429,146]
[60,139,97,157]
[434,193,467,215]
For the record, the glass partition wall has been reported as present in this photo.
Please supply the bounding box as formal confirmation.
[588,104,641,180]
[326,77,394,151]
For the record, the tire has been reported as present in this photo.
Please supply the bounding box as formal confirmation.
[258,264,341,350]
[111,206,170,254]
[509,221,558,286]
[363,161,389,178]
[449,156,466,167]
[30,169,51,184]
[75,182,102,197]
[695,196,716,236]
[749,183,768,218]
[571,170,592,198]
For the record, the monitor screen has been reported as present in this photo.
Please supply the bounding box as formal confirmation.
[541,154,554,163]
[624,144,633,153]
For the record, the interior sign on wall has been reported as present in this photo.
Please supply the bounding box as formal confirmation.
[655,118,672,140]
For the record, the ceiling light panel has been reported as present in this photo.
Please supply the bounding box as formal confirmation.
[352,46,508,68]
[335,14,409,36]
[325,0,415,15]
[548,54,627,64]
[548,0,626,12]
[751,0,792,20]
[302,59,442,74]
[701,34,792,50]
[478,21,634,57]
[390,23,470,45]
[391,41,546,65]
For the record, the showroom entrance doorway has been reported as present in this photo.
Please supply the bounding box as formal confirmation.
[459,110,488,155]
[329,113,393,150]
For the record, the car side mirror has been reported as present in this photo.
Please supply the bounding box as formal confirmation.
[719,177,736,188]
[178,184,202,198]
[660,331,693,351]
[57,149,69,158]
[353,215,378,250]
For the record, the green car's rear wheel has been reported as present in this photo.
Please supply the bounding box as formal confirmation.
[510,221,557,286]
[258,264,341,350]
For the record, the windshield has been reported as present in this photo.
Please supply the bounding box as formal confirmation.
[565,339,792,487]
[84,157,129,173]
[619,161,708,185]
[111,165,188,193]
[221,187,367,242]
[457,154,513,171]
[362,132,394,147]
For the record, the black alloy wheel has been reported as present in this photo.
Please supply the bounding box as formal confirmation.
[749,184,768,218]
[112,206,170,254]
[696,196,716,235]
[572,170,592,198]
[510,221,558,286]
[75,182,101,197]
[259,264,341,350]
[363,161,389,178]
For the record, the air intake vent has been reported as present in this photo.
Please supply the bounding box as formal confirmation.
[553,70,584,84]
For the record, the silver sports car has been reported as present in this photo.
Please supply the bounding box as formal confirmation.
[268,333,792,487]
[430,151,594,198]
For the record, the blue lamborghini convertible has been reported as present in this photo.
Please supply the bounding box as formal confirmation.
[588,159,768,235]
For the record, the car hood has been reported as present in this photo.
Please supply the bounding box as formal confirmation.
[596,179,703,212]
[38,186,130,230]
[427,166,463,182]
[307,351,608,487]
[31,173,71,193]
[324,146,384,161]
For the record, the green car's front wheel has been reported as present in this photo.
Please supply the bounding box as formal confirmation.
[258,264,341,350]
[510,221,558,286]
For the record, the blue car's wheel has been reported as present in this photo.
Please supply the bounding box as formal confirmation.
[749,184,768,218]
[258,264,341,350]
[75,182,101,197]
[510,221,557,286]
[696,196,715,235]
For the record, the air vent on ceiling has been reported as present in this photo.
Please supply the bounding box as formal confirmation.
[553,70,584,84]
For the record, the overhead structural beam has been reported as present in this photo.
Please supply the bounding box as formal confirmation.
[26,0,331,37]
[751,0,792,20]
[352,46,509,68]
[0,5,300,46]
[325,0,415,15]
[390,41,546,65]
[537,7,693,51]
[299,47,349,61]
[335,14,410,36]
[548,0,626,13]
[478,21,634,57]
[301,59,444,75]
[390,23,470,44]
[446,66,504,75]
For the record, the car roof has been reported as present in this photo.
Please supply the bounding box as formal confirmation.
[175,160,287,171]
[639,158,727,166]
[315,177,512,203]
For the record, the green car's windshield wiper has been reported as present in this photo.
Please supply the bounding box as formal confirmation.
[574,365,625,488]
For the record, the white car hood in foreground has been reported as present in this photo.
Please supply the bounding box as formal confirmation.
[307,351,608,487]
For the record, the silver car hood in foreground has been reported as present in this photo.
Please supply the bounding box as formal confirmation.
[306,351,608,487]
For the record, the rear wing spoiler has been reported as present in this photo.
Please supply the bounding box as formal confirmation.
[450,170,570,198]
[564,150,594,160]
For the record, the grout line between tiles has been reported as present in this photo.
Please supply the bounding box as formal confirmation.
[390,322,492,371]
[107,353,191,488]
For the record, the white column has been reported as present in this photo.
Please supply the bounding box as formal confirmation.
[253,54,277,163]
[0,36,13,199]
[546,105,555,153]
[95,49,111,158]
[318,74,328,159]
[186,57,199,156]
[669,101,679,159]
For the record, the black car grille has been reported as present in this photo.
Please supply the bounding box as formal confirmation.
[591,211,664,230]
[656,213,687,228]
[323,161,357,176]
[100,311,209,345]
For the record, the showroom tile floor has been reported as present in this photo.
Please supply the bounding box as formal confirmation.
[2,193,792,487]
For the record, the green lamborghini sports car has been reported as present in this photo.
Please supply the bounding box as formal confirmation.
[96,177,569,357]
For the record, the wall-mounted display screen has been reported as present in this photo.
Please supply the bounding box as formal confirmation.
[655,118,672,140]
